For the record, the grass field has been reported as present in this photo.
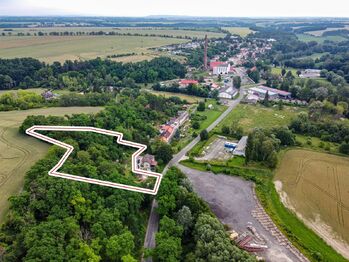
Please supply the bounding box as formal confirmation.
[275,149,349,259]
[214,104,305,134]
[271,67,299,77]
[0,107,103,224]
[0,35,188,63]
[297,34,347,43]
[0,88,73,95]
[172,99,227,152]
[307,25,349,36]
[222,27,254,37]
[2,27,225,39]
[145,89,204,104]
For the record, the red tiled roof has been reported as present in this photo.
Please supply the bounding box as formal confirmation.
[180,79,198,85]
[210,61,226,70]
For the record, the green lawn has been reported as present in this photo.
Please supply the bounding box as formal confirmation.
[271,67,299,77]
[196,100,227,131]
[171,100,227,152]
[214,104,305,135]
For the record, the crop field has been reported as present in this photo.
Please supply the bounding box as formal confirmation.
[297,33,347,43]
[0,35,188,63]
[0,107,102,223]
[1,27,225,39]
[221,27,254,37]
[214,104,305,134]
[275,149,349,258]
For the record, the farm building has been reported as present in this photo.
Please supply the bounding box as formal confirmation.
[218,86,238,99]
[233,136,248,157]
[249,86,291,100]
[249,87,278,100]
[258,86,292,99]
[244,93,259,104]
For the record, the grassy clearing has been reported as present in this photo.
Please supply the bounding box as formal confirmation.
[214,104,305,134]
[271,67,299,77]
[0,35,187,63]
[222,27,254,37]
[0,107,103,224]
[180,157,348,262]
[275,149,349,258]
[296,134,340,154]
[297,34,347,43]
[0,88,74,95]
[145,89,204,104]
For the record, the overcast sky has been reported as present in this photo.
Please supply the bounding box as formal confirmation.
[0,0,348,17]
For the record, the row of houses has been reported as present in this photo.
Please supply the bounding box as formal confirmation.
[159,110,189,143]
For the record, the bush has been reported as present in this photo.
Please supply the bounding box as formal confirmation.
[200,129,208,141]
[192,121,200,129]
[197,101,205,112]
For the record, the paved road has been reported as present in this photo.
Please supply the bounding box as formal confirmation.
[142,88,245,261]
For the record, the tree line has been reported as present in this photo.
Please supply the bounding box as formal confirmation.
[150,167,256,261]
[0,57,186,92]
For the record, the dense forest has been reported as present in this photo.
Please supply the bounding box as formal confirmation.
[151,167,255,261]
[0,57,186,92]
[0,91,113,111]
[0,91,186,261]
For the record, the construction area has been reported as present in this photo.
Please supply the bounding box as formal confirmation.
[178,164,309,262]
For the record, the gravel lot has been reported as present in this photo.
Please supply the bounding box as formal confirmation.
[178,164,307,262]
[196,137,236,161]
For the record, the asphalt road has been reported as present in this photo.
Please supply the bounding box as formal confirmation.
[142,88,245,261]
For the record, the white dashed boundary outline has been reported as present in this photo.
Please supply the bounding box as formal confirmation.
[26,126,163,195]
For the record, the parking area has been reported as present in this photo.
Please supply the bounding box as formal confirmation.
[178,165,309,262]
[196,137,236,161]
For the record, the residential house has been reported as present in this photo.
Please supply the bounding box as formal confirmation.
[159,111,189,143]
[179,79,198,88]
[137,154,158,172]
